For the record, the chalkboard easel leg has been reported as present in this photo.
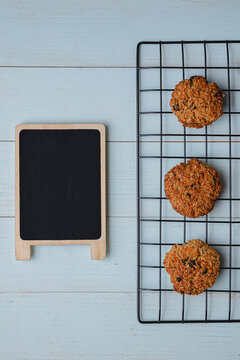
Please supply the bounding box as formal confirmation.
[15,238,31,260]
[91,241,106,260]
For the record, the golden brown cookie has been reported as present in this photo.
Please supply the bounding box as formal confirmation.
[164,158,222,218]
[170,76,224,128]
[163,239,220,295]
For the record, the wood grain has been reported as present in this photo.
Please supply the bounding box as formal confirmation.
[0,217,136,292]
[0,68,135,141]
[0,0,240,67]
[0,293,239,360]
[0,0,239,357]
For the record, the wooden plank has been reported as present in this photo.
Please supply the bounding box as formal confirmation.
[0,0,240,67]
[0,141,136,217]
[1,215,240,292]
[0,143,14,217]
[1,67,239,142]
[0,68,135,141]
[0,217,136,292]
[0,292,239,360]
[2,140,240,218]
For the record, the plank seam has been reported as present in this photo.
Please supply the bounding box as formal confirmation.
[1,140,240,143]
[0,66,136,69]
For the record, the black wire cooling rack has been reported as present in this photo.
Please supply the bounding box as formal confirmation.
[136,40,240,323]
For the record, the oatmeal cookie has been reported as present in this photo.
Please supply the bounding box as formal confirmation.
[170,75,224,128]
[163,239,220,295]
[164,158,222,218]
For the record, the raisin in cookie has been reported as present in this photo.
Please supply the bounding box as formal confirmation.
[164,158,222,218]
[163,239,220,295]
[170,75,224,128]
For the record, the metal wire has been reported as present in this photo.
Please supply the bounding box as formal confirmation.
[136,40,240,324]
[158,42,163,322]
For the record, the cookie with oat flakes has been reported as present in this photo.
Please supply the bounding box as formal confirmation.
[163,239,220,295]
[170,75,224,128]
[164,158,222,218]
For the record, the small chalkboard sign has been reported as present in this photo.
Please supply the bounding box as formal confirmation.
[15,124,106,260]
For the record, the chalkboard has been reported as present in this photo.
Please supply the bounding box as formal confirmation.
[15,124,106,260]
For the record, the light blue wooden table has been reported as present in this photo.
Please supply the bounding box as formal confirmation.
[0,1,240,359]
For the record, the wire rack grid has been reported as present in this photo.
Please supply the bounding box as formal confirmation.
[136,40,240,323]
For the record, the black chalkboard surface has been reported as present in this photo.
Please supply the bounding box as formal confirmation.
[15,124,106,260]
[20,129,101,240]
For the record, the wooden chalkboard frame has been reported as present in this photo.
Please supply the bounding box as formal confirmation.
[15,123,106,260]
